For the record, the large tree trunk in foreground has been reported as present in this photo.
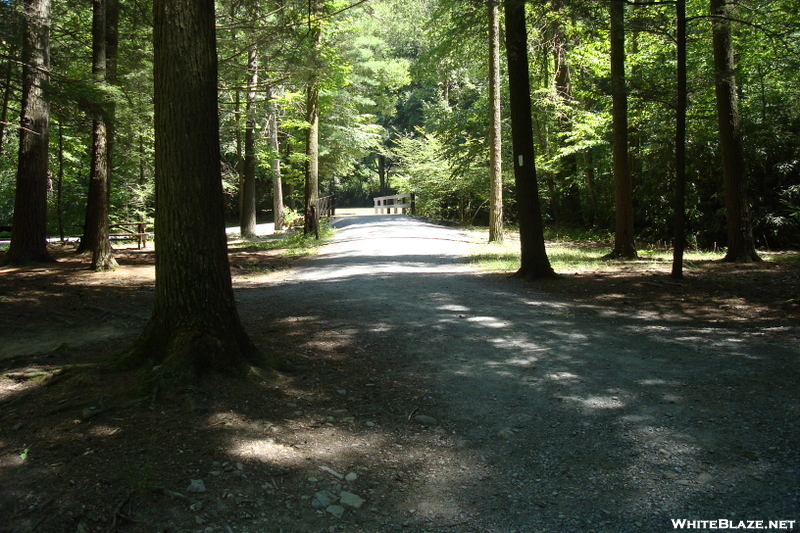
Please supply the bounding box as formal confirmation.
[503,0,556,279]
[710,0,760,263]
[123,0,269,380]
[2,0,54,266]
[487,0,503,243]
[607,0,637,259]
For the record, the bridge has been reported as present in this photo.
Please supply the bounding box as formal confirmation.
[373,193,415,215]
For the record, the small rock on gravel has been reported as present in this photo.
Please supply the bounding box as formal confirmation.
[697,473,713,484]
[339,491,365,508]
[326,504,345,518]
[186,479,206,493]
[312,490,339,509]
[413,415,438,426]
[320,466,344,479]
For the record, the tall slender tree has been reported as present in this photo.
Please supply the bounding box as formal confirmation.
[304,4,322,236]
[487,0,503,243]
[503,0,556,279]
[607,0,637,259]
[268,87,285,231]
[2,0,54,266]
[710,0,760,262]
[123,0,275,380]
[671,0,687,278]
[81,0,118,271]
[240,43,258,238]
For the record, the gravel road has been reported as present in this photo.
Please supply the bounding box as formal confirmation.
[239,214,800,533]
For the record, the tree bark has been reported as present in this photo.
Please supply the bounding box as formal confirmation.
[88,118,117,270]
[2,0,54,265]
[671,0,687,279]
[304,16,321,237]
[78,0,117,271]
[378,154,387,196]
[268,87,284,231]
[286,137,295,210]
[488,0,504,243]
[240,44,258,238]
[607,0,637,259]
[710,0,760,262]
[123,0,274,381]
[503,0,556,279]
[56,119,65,241]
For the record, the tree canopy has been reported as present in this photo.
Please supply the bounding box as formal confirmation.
[1,0,797,258]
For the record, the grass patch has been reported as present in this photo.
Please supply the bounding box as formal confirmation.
[229,224,335,257]
[765,251,800,269]
[471,235,728,273]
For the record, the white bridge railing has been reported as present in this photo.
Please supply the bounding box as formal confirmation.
[373,193,416,215]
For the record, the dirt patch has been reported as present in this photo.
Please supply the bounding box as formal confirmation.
[0,236,798,533]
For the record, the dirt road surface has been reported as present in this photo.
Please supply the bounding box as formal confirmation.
[1,214,798,533]
[239,215,800,532]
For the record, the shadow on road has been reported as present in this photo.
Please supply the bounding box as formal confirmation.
[237,215,799,532]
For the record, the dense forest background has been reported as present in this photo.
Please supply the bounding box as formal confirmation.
[0,0,798,251]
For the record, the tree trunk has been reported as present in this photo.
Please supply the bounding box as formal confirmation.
[77,0,105,256]
[2,0,54,266]
[627,30,641,197]
[607,0,637,259]
[88,117,116,270]
[710,0,760,262]
[286,136,295,210]
[671,0,687,279]
[378,154,387,196]
[268,88,284,231]
[56,120,65,241]
[304,16,321,237]
[78,0,117,271]
[488,0,503,243]
[240,44,258,238]
[503,0,556,279]
[90,0,116,270]
[123,0,274,381]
